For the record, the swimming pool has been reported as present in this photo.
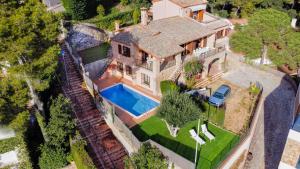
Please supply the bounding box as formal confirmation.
[100,83,159,117]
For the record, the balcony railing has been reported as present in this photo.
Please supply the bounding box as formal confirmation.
[135,59,153,71]
[195,45,226,59]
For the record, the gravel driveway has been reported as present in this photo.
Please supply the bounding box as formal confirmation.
[223,52,296,169]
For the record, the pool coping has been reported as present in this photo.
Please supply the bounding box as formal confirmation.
[99,83,160,119]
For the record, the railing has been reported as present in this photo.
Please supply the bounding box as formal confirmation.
[135,59,153,71]
[160,59,176,72]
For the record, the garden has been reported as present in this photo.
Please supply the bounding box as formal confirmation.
[130,82,239,169]
[131,116,239,169]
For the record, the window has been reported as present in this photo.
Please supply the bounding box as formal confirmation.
[118,45,122,54]
[125,65,132,75]
[117,62,123,72]
[141,51,149,62]
[118,44,131,57]
[216,30,224,39]
[141,73,150,86]
[123,46,131,57]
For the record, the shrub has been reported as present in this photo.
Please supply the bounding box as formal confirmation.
[39,145,67,169]
[124,143,168,169]
[160,80,179,95]
[97,5,105,17]
[184,60,203,79]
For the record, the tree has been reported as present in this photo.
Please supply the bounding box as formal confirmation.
[0,0,61,114]
[133,8,141,24]
[157,92,201,137]
[39,145,67,169]
[46,95,75,148]
[62,0,97,20]
[230,9,293,65]
[0,77,29,123]
[97,5,105,17]
[124,143,168,169]
[269,31,300,69]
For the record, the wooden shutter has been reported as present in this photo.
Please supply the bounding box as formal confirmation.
[198,10,204,22]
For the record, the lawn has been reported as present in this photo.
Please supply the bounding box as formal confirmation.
[79,43,110,65]
[131,116,239,169]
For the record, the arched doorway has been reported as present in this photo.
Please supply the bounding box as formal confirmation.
[208,58,221,76]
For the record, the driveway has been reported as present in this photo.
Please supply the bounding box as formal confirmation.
[223,52,296,169]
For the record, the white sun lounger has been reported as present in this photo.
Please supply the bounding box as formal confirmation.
[201,124,215,141]
[189,129,206,145]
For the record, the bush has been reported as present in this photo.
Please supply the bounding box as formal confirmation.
[97,5,105,17]
[184,60,203,79]
[160,80,179,95]
[124,143,168,169]
[71,137,96,169]
[39,145,67,169]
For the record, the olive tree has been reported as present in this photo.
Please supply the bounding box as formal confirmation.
[157,92,201,137]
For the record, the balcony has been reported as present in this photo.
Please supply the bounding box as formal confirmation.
[135,59,153,71]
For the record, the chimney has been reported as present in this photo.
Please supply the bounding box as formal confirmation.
[115,21,120,31]
[141,7,148,26]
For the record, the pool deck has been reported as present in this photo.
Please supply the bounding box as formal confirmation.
[94,75,160,128]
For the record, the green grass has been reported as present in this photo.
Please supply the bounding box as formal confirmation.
[79,43,110,65]
[131,116,239,169]
[195,101,225,127]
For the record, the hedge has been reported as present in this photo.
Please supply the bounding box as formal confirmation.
[88,10,134,30]
[71,139,96,169]
[160,80,179,95]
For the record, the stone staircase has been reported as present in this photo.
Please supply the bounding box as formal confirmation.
[61,44,127,169]
[170,64,183,81]
[194,72,223,88]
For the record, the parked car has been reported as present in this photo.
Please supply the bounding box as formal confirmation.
[209,85,231,107]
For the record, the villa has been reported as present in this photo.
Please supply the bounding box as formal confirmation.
[105,0,232,96]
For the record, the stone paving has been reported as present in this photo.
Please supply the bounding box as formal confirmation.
[223,52,296,169]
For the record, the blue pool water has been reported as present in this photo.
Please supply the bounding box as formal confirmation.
[100,84,159,117]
